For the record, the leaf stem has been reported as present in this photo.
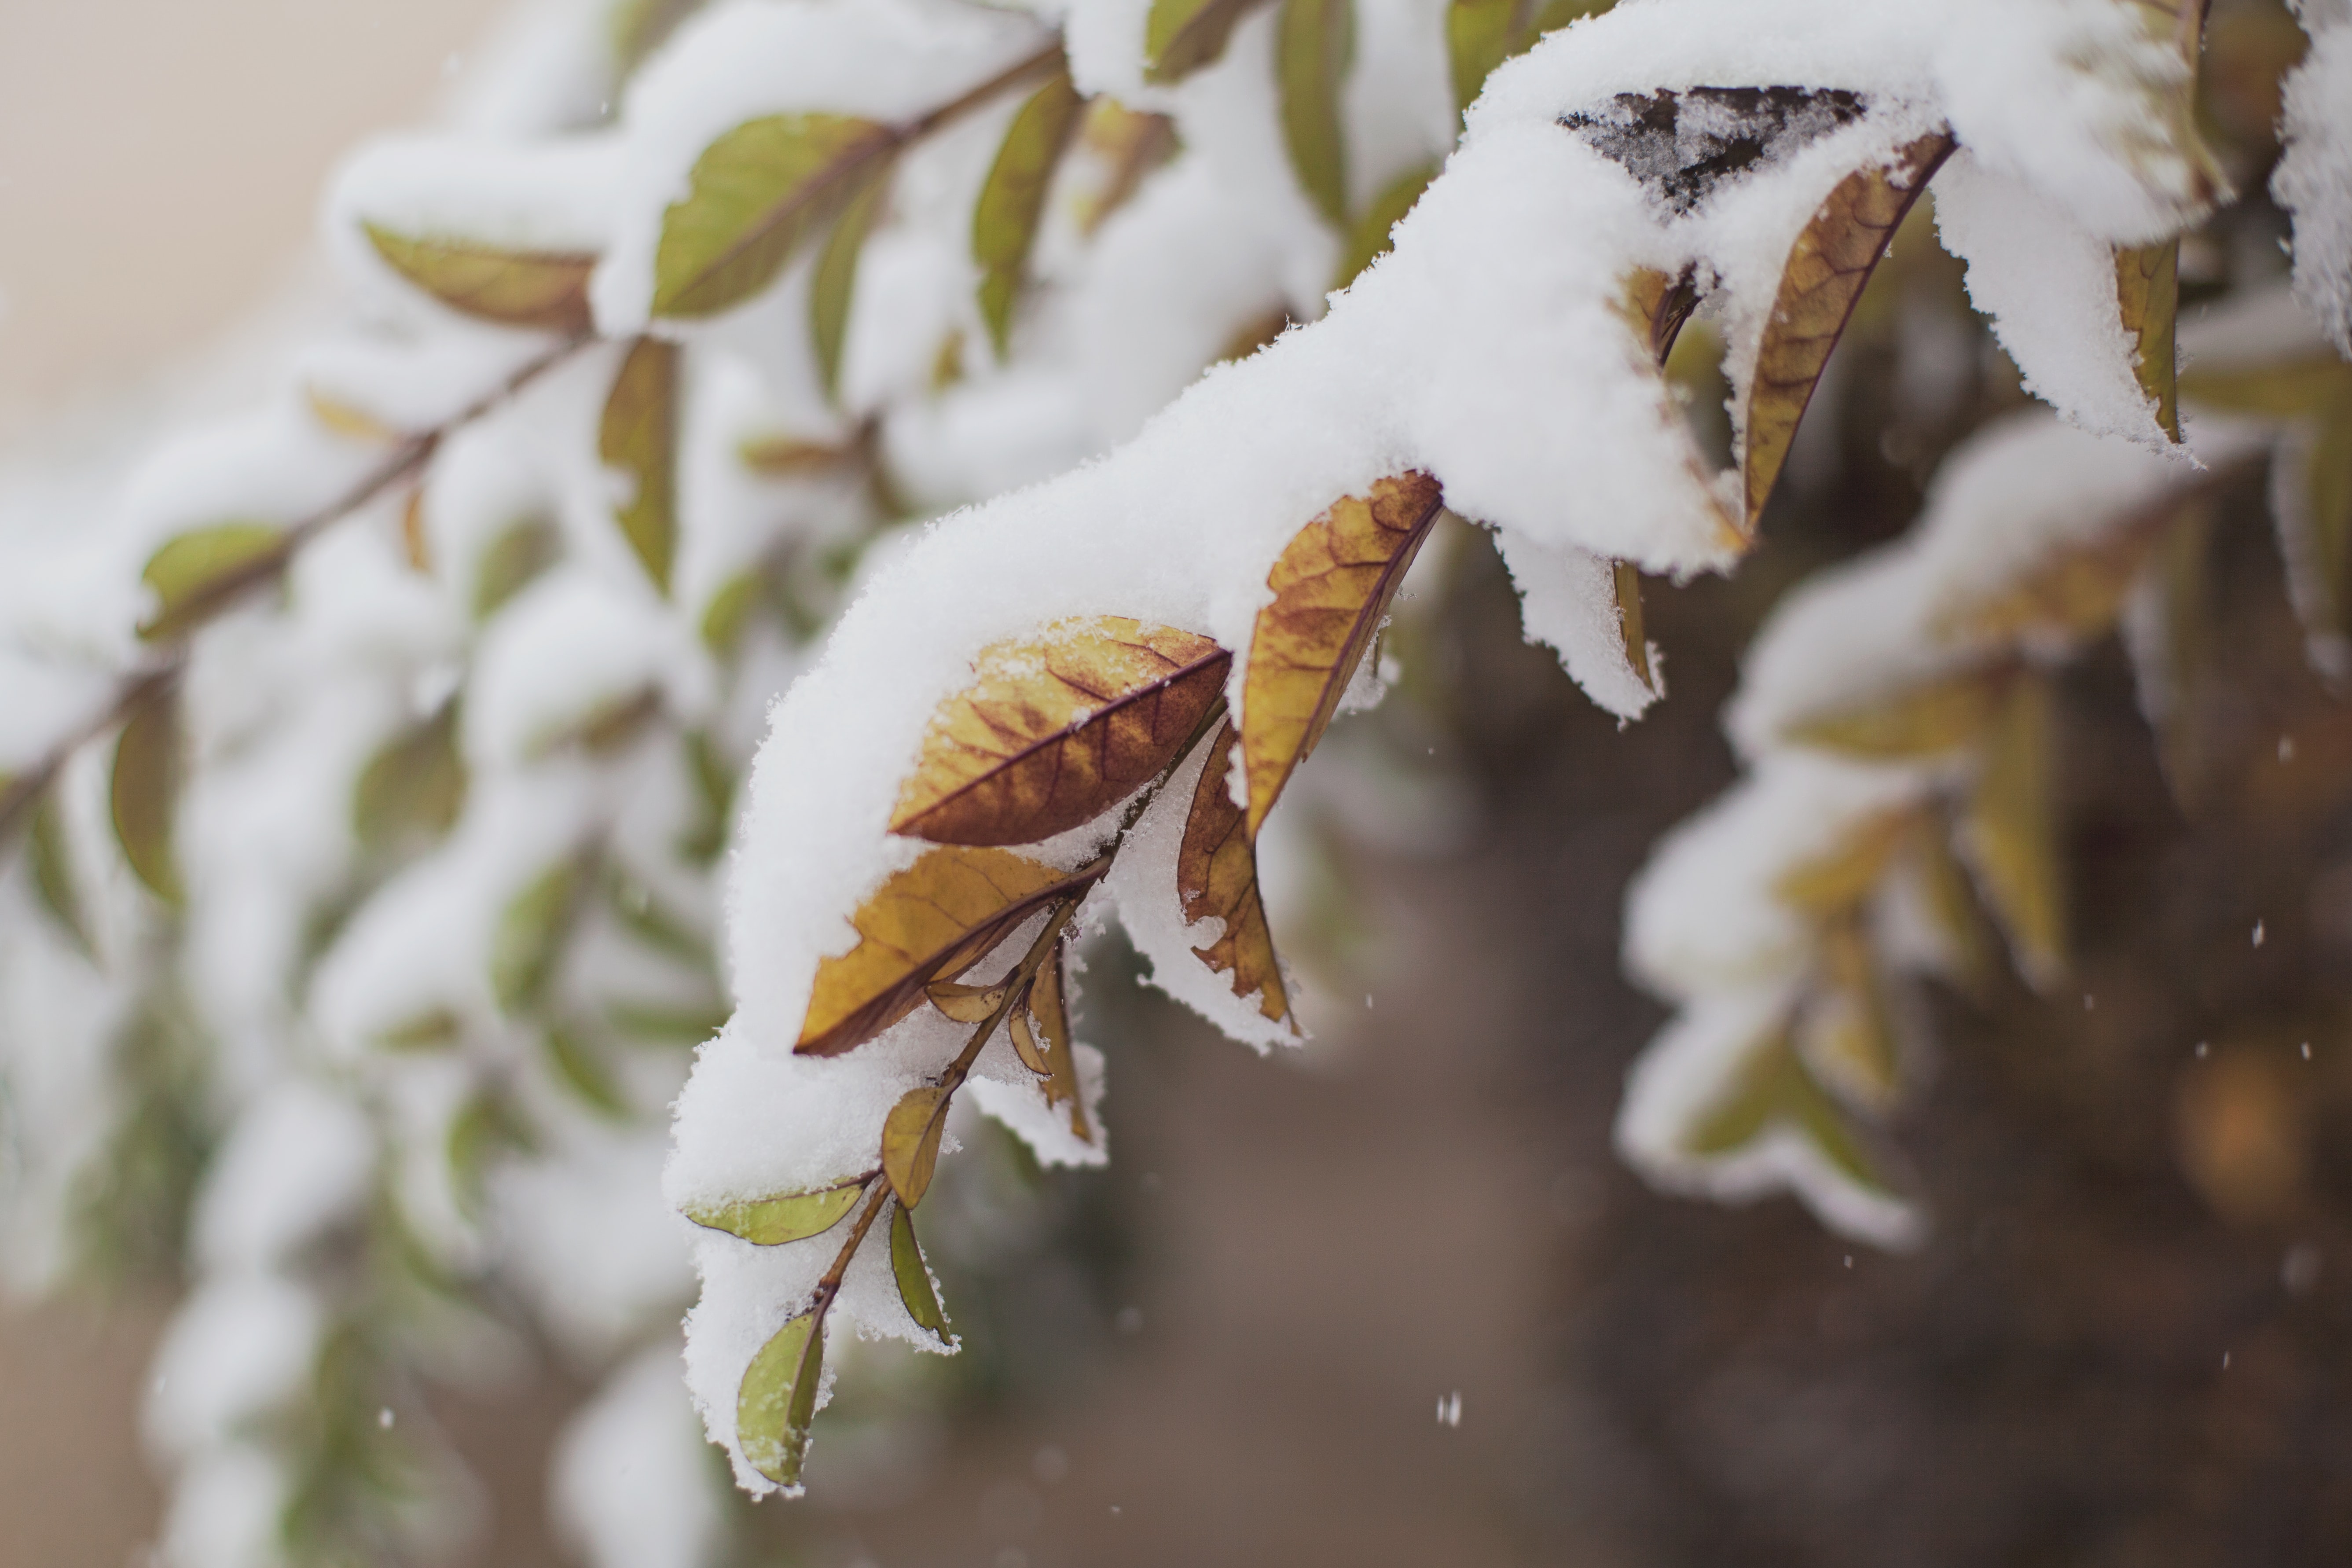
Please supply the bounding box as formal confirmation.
[903,41,1066,144]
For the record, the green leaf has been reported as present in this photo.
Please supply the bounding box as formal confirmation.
[606,870,711,967]
[353,703,466,855]
[1145,0,1275,83]
[686,1180,865,1246]
[890,1201,950,1343]
[448,1091,534,1216]
[1277,0,1352,228]
[678,729,737,865]
[605,999,731,1043]
[491,859,583,1014]
[1446,0,1522,120]
[810,158,895,400]
[29,789,93,958]
[1331,160,1434,290]
[651,114,897,319]
[545,1021,630,1119]
[473,517,562,621]
[378,1009,463,1051]
[138,523,286,643]
[700,568,764,657]
[610,0,704,79]
[972,68,1085,359]
[1684,1027,1892,1195]
[111,686,183,907]
[599,337,681,594]
[737,1311,825,1488]
[363,224,598,333]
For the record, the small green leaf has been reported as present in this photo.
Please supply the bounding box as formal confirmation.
[890,1202,950,1343]
[1277,0,1351,228]
[701,568,765,657]
[973,68,1085,358]
[738,1311,825,1488]
[491,859,583,1014]
[1331,161,1434,290]
[652,114,897,319]
[686,1181,865,1245]
[882,1084,950,1208]
[353,703,467,854]
[605,999,731,1043]
[363,224,598,333]
[678,730,737,864]
[29,790,93,958]
[811,160,894,400]
[546,1021,630,1119]
[473,517,562,620]
[139,523,286,643]
[1445,0,1521,121]
[1145,0,1275,83]
[378,1009,463,1051]
[111,687,183,907]
[610,0,704,79]
[599,338,680,594]
[606,870,711,967]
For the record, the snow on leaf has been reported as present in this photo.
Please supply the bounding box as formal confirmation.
[2115,239,2182,442]
[1276,0,1352,229]
[1145,0,1275,84]
[889,617,1229,847]
[1771,808,1915,918]
[138,523,287,643]
[1241,471,1445,834]
[1075,100,1177,236]
[1562,86,1868,216]
[890,1202,950,1343]
[1934,507,2166,645]
[882,1084,950,1207]
[651,114,898,319]
[1783,667,2006,759]
[974,65,1084,359]
[599,338,680,595]
[111,683,183,907]
[1177,717,1292,1026]
[1961,670,2066,988]
[737,1311,822,1488]
[362,224,597,334]
[684,1180,866,1246]
[811,158,894,399]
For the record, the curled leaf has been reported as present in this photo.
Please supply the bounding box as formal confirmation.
[890,1202,951,1342]
[811,157,895,398]
[1617,264,1699,368]
[1029,945,1091,1141]
[1962,669,2066,988]
[882,1084,950,1207]
[974,67,1085,357]
[1332,161,1435,290]
[1177,718,1292,1025]
[1241,470,1446,833]
[2115,239,2181,442]
[737,1311,824,1488]
[797,846,1103,1056]
[138,523,287,643]
[362,224,597,333]
[686,1179,866,1246]
[1145,0,1275,83]
[1783,667,2008,759]
[891,617,1230,847]
[111,684,183,906]
[652,113,897,319]
[1276,0,1351,228]
[599,338,681,595]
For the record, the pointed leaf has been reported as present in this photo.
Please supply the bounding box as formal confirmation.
[138,523,287,643]
[1005,984,1052,1075]
[737,1311,824,1488]
[1332,160,1434,290]
[1740,131,1952,529]
[111,685,183,906]
[362,224,597,333]
[883,1083,951,1207]
[1145,0,1275,83]
[798,846,1103,1056]
[1177,718,1292,1024]
[891,617,1230,846]
[1076,101,1178,235]
[353,702,467,854]
[599,338,680,594]
[811,158,895,398]
[974,68,1085,357]
[492,859,584,1014]
[890,1202,951,1342]
[686,1180,866,1246]
[1961,670,2066,988]
[2115,239,2181,442]
[29,790,93,957]
[1277,0,1351,228]
[652,114,897,319]
[1030,944,1092,1141]
[1611,560,1657,694]
[927,979,1007,1025]
[1783,667,2007,759]
[1241,470,1446,833]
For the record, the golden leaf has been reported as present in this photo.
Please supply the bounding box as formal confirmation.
[1177,717,1292,1025]
[1241,470,1446,833]
[882,1083,950,1207]
[1277,0,1351,228]
[1783,666,2008,759]
[2115,239,2181,442]
[1332,161,1435,291]
[925,980,1007,1025]
[811,156,894,398]
[1741,131,1953,530]
[685,1180,866,1246]
[652,113,898,319]
[111,683,183,906]
[599,337,680,595]
[737,1311,823,1487]
[973,67,1085,357]
[1962,669,2066,988]
[1772,807,1916,918]
[890,617,1230,847]
[1029,944,1092,1142]
[797,846,1104,1056]
[362,224,597,334]
[138,523,288,643]
[1145,0,1275,84]
[890,1202,952,1342]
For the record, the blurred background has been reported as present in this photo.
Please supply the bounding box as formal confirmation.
[3,3,2349,1567]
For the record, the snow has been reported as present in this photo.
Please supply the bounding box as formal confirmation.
[2274,14,2352,354]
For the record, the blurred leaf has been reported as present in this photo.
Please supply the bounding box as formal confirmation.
[1772,808,1914,917]
[2115,239,2181,442]
[974,67,1085,358]
[1937,517,2165,645]
[606,869,711,968]
[599,337,680,594]
[738,431,859,477]
[400,490,431,573]
[1277,0,1352,228]
[111,684,183,907]
[448,1091,534,1216]
[304,386,396,443]
[1446,0,1526,119]
[891,617,1229,846]
[883,1084,950,1207]
[2134,498,2216,809]
[1962,669,2066,988]
[1145,0,1274,84]
[353,702,466,855]
[1530,0,1614,33]
[678,729,736,864]
[1684,1026,1893,1194]
[1784,667,2007,759]
[1798,917,1901,1114]
[363,224,597,333]
[700,568,765,657]
[1909,805,1993,995]
[545,1021,631,1119]
[687,1179,866,1245]
[1076,100,1178,235]
[1242,471,1446,833]
[652,114,897,318]
[377,1009,462,1051]
[29,789,93,958]
[1031,941,1091,1141]
[605,999,730,1043]
[2277,403,2352,654]
[473,516,562,621]
[811,158,895,398]
[738,1311,823,1487]
[492,859,584,1014]
[611,0,705,78]
[2177,355,2352,417]
[1177,716,1292,1025]
[138,522,286,643]
[890,1201,951,1342]
[1332,161,1434,290]
[533,686,664,759]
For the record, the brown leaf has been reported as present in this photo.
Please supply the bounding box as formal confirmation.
[1617,264,1699,369]
[890,617,1230,846]
[2116,239,2182,443]
[1783,666,2008,759]
[1241,471,1445,834]
[1177,717,1292,1025]
[1611,559,1656,694]
[1741,131,1953,530]
[797,846,1104,1056]
[599,337,680,595]
[362,224,597,334]
[882,1083,950,1206]
[1028,944,1093,1142]
[1961,669,2066,988]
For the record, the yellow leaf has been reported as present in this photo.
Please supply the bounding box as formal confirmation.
[1332,161,1435,290]
[138,523,287,643]
[685,1180,866,1246]
[2115,239,2181,442]
[1029,945,1092,1142]
[890,1202,951,1342]
[1962,670,2066,988]
[1783,666,2007,759]
[1076,100,1178,236]
[353,702,467,856]
[811,157,895,398]
[973,67,1085,358]
[303,386,396,443]
[797,846,1104,1056]
[362,224,597,334]
[652,114,898,319]
[1935,517,2166,645]
[599,338,680,595]
[400,490,432,574]
[882,1083,950,1207]
[737,1311,823,1487]
[1277,0,1352,228]
[891,617,1230,846]
[1145,0,1275,84]
[1177,717,1292,1025]
[2178,356,2352,418]
[1772,807,1915,918]
[111,684,183,907]
[925,979,1007,1025]
[1741,131,1953,530]
[1241,470,1446,833]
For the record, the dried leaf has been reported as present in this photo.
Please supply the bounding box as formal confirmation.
[1145,0,1274,83]
[29,790,92,957]
[2115,239,2181,442]
[1617,264,1699,367]
[882,1084,950,1207]
[138,523,286,643]
[1332,161,1435,290]
[1783,667,2008,759]
[1962,670,2066,988]
[973,68,1085,357]
[362,224,597,333]
[1241,470,1446,833]
[1076,101,1178,235]
[1611,560,1656,694]
[545,1021,630,1120]
[797,846,1103,1056]
[737,1311,823,1487]
[890,1202,951,1342]
[686,1180,866,1246]
[353,702,466,855]
[492,859,584,1014]
[1277,0,1352,228]
[1565,87,1868,216]
[1005,985,1052,1075]
[1741,131,1953,530]
[891,617,1230,847]
[1772,808,1915,917]
[111,684,183,907]
[652,113,898,319]
[473,517,561,620]
[1030,945,1091,1141]
[925,979,1007,1025]
[599,338,680,594]
[811,158,895,398]
[1446,0,1528,119]
[1178,718,1292,1024]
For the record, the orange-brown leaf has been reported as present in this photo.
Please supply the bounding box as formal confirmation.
[891,617,1230,846]
[796,846,1103,1056]
[1029,945,1093,1142]
[2116,239,2182,443]
[1742,132,1952,530]
[1241,471,1446,834]
[1177,718,1291,1025]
